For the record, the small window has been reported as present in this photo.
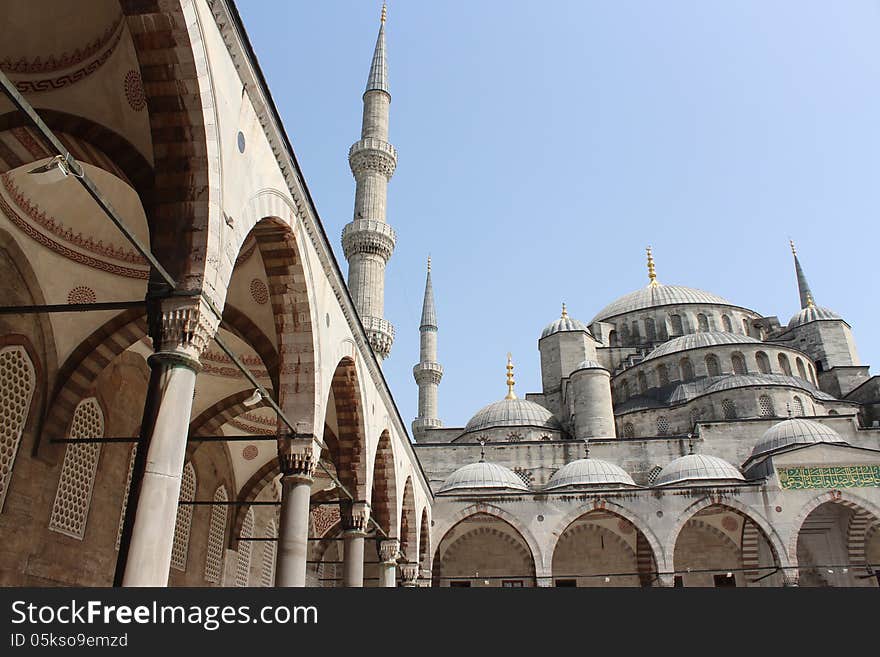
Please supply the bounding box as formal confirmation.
[647,465,663,485]
[620,324,630,345]
[697,313,709,332]
[705,354,721,377]
[792,396,805,417]
[679,357,694,381]
[742,318,750,334]
[731,353,747,375]
[756,351,771,374]
[620,380,630,401]
[502,580,524,588]
[722,399,737,419]
[670,314,683,337]
[656,416,670,436]
[645,318,657,342]
[674,575,684,588]
[796,358,807,380]
[638,372,648,394]
[555,579,577,587]
[721,315,733,332]
[623,422,635,438]
[631,322,641,343]
[657,364,670,387]
[759,395,775,418]
[778,353,792,376]
[608,330,618,347]
[828,409,839,416]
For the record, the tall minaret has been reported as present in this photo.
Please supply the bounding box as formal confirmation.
[790,240,814,309]
[342,4,398,360]
[412,257,443,440]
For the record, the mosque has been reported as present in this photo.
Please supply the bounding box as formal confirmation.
[0,2,877,588]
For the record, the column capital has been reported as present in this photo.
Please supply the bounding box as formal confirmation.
[378,538,400,564]
[148,295,219,359]
[782,567,800,587]
[341,500,371,534]
[656,573,676,588]
[399,562,419,586]
[277,436,319,481]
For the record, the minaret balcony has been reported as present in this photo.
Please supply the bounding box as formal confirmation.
[413,361,443,385]
[362,315,395,359]
[341,220,396,261]
[348,137,398,178]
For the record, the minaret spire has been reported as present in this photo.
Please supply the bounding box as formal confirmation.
[646,246,658,287]
[790,240,814,309]
[412,256,443,440]
[343,7,398,360]
[505,353,517,400]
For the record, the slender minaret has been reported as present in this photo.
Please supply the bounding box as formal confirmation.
[342,4,397,360]
[412,257,443,440]
[790,240,814,309]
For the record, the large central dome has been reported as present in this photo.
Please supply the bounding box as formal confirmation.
[464,398,561,434]
[591,282,736,324]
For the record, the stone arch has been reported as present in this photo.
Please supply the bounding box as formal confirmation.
[399,476,417,560]
[550,500,666,577]
[321,357,368,504]
[418,507,431,575]
[188,389,270,436]
[219,303,280,395]
[786,490,880,565]
[667,496,790,573]
[433,503,545,578]
[369,430,397,538]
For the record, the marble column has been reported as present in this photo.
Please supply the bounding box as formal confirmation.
[399,562,419,588]
[341,501,369,587]
[378,539,400,587]
[122,299,216,587]
[275,437,318,587]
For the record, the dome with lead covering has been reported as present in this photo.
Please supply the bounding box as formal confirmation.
[464,398,561,434]
[545,458,635,490]
[750,418,847,459]
[573,359,606,372]
[542,304,592,339]
[437,462,529,494]
[591,284,737,323]
[655,454,745,486]
[644,331,760,361]
[788,305,842,330]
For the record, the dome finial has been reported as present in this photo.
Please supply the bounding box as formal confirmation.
[561,302,568,318]
[381,2,387,23]
[505,353,517,400]
[646,246,658,287]
[805,291,816,308]
[583,438,590,459]
[478,437,486,462]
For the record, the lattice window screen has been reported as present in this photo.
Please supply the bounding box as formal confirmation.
[656,416,670,436]
[759,395,775,417]
[623,423,635,438]
[0,346,35,513]
[235,507,255,587]
[115,445,137,550]
[49,398,103,539]
[260,520,277,587]
[170,462,196,570]
[722,399,737,419]
[793,396,805,417]
[205,485,228,583]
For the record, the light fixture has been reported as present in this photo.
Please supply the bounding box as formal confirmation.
[243,389,263,407]
[27,154,81,184]
[604,577,610,583]
[726,572,733,578]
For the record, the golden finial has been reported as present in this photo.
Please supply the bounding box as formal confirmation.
[806,291,816,308]
[381,2,387,23]
[561,302,568,319]
[646,246,658,287]
[505,353,517,400]
[790,239,797,256]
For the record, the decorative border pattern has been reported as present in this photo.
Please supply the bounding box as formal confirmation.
[778,466,880,490]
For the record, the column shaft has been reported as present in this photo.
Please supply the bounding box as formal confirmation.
[275,475,313,587]
[343,531,366,587]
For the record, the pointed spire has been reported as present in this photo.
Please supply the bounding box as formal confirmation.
[561,302,568,319]
[790,240,814,309]
[419,256,437,329]
[365,4,389,95]
[505,353,517,400]
[646,246,658,287]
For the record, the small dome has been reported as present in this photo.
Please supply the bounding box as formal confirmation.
[703,373,835,401]
[464,398,561,434]
[591,283,737,323]
[655,454,745,486]
[644,331,760,361]
[545,458,636,490]
[751,418,847,459]
[437,462,529,494]
[542,305,591,339]
[572,359,607,372]
[788,305,842,330]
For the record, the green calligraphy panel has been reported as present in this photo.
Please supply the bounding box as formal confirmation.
[777,465,880,490]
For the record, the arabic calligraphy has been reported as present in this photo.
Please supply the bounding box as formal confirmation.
[777,465,880,490]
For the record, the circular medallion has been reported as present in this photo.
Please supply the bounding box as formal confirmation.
[124,70,146,111]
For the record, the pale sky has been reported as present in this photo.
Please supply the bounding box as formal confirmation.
[238,1,880,431]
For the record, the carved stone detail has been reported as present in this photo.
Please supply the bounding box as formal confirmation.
[149,297,219,359]
[399,561,419,586]
[378,538,400,564]
[340,500,370,533]
[277,436,318,480]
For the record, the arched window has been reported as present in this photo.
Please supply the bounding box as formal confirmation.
[235,507,255,587]
[205,485,229,583]
[171,462,196,570]
[815,359,824,373]
[669,314,683,337]
[116,445,138,551]
[608,330,618,347]
[795,357,807,380]
[722,399,737,419]
[657,364,670,387]
[0,345,36,513]
[49,398,103,539]
[260,520,277,587]
[722,314,733,332]
[645,317,657,342]
[620,379,630,401]
[828,409,839,415]
[690,408,702,426]
[631,321,641,343]
[758,395,775,417]
[778,353,792,376]
[697,313,709,332]
[756,351,771,374]
[705,354,721,377]
[792,396,805,417]
[742,318,750,335]
[731,352,747,375]
[656,416,670,436]
[620,323,630,346]
[679,357,695,381]
[623,422,635,438]
[637,371,648,394]
[808,363,816,384]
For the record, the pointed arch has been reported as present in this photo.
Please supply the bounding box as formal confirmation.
[399,476,417,560]
[323,357,368,501]
[369,430,397,537]
[419,507,431,578]
[786,490,880,565]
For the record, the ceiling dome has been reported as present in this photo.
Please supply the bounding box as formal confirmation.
[545,458,636,490]
[541,305,592,339]
[750,418,847,459]
[437,462,529,494]
[788,305,842,330]
[464,398,561,434]
[644,331,761,361]
[655,454,745,486]
[591,283,737,324]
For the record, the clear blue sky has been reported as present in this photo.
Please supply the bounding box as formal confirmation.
[238,1,880,431]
